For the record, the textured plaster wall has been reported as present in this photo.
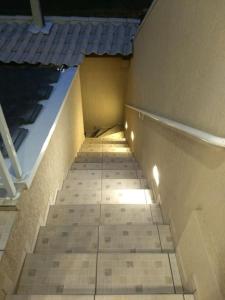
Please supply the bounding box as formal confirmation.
[80,57,129,135]
[125,1,225,300]
[0,71,84,299]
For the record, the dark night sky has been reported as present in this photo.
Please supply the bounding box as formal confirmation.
[0,0,153,18]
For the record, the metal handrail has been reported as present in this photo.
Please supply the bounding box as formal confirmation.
[125,104,225,148]
[0,106,22,178]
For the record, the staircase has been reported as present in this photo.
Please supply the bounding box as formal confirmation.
[8,132,194,300]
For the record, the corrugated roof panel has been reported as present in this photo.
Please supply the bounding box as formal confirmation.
[0,17,140,66]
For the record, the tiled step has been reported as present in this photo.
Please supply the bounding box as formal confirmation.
[62,179,147,191]
[6,295,194,300]
[102,162,138,170]
[96,296,193,300]
[102,131,124,139]
[101,189,147,204]
[102,153,135,163]
[56,190,102,205]
[102,179,144,190]
[35,224,174,254]
[56,189,153,205]
[47,205,100,226]
[63,179,102,191]
[99,225,173,253]
[71,163,102,170]
[75,153,102,163]
[101,205,152,225]
[67,170,102,180]
[7,296,94,300]
[96,253,177,294]
[17,254,97,295]
[46,205,163,226]
[35,225,98,253]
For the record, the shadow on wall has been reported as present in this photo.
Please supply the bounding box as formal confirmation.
[80,56,129,136]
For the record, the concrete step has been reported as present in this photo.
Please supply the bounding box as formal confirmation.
[34,224,174,254]
[17,253,97,295]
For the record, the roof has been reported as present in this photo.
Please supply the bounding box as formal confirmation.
[0,64,60,156]
[0,16,140,66]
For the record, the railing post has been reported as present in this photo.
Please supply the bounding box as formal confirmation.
[0,150,17,198]
[0,105,22,179]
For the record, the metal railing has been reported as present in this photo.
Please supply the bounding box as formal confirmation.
[0,105,22,198]
[126,104,225,148]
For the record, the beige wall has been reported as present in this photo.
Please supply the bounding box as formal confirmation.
[125,1,225,300]
[0,71,84,299]
[80,57,129,135]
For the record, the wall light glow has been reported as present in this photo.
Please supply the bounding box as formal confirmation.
[153,165,160,186]
[125,121,128,130]
[131,131,135,141]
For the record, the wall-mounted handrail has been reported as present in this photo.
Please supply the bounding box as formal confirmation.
[125,104,225,148]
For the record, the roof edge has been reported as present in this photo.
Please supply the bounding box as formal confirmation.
[0,15,140,24]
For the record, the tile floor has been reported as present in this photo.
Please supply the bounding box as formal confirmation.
[14,136,193,299]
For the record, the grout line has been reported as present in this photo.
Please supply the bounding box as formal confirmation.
[168,253,176,294]
[95,224,100,295]
[156,224,163,253]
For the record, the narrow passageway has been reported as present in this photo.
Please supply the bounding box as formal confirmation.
[11,131,192,299]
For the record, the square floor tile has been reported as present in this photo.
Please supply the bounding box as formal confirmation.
[102,170,137,179]
[47,205,100,226]
[63,179,101,191]
[0,211,17,250]
[99,225,161,252]
[101,190,146,205]
[35,225,98,253]
[71,163,102,170]
[158,225,174,252]
[103,153,135,163]
[102,179,141,190]
[56,190,101,205]
[101,205,152,225]
[75,153,102,163]
[67,170,102,180]
[103,163,137,170]
[80,146,102,153]
[17,254,96,294]
[97,253,174,294]
[103,148,131,153]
